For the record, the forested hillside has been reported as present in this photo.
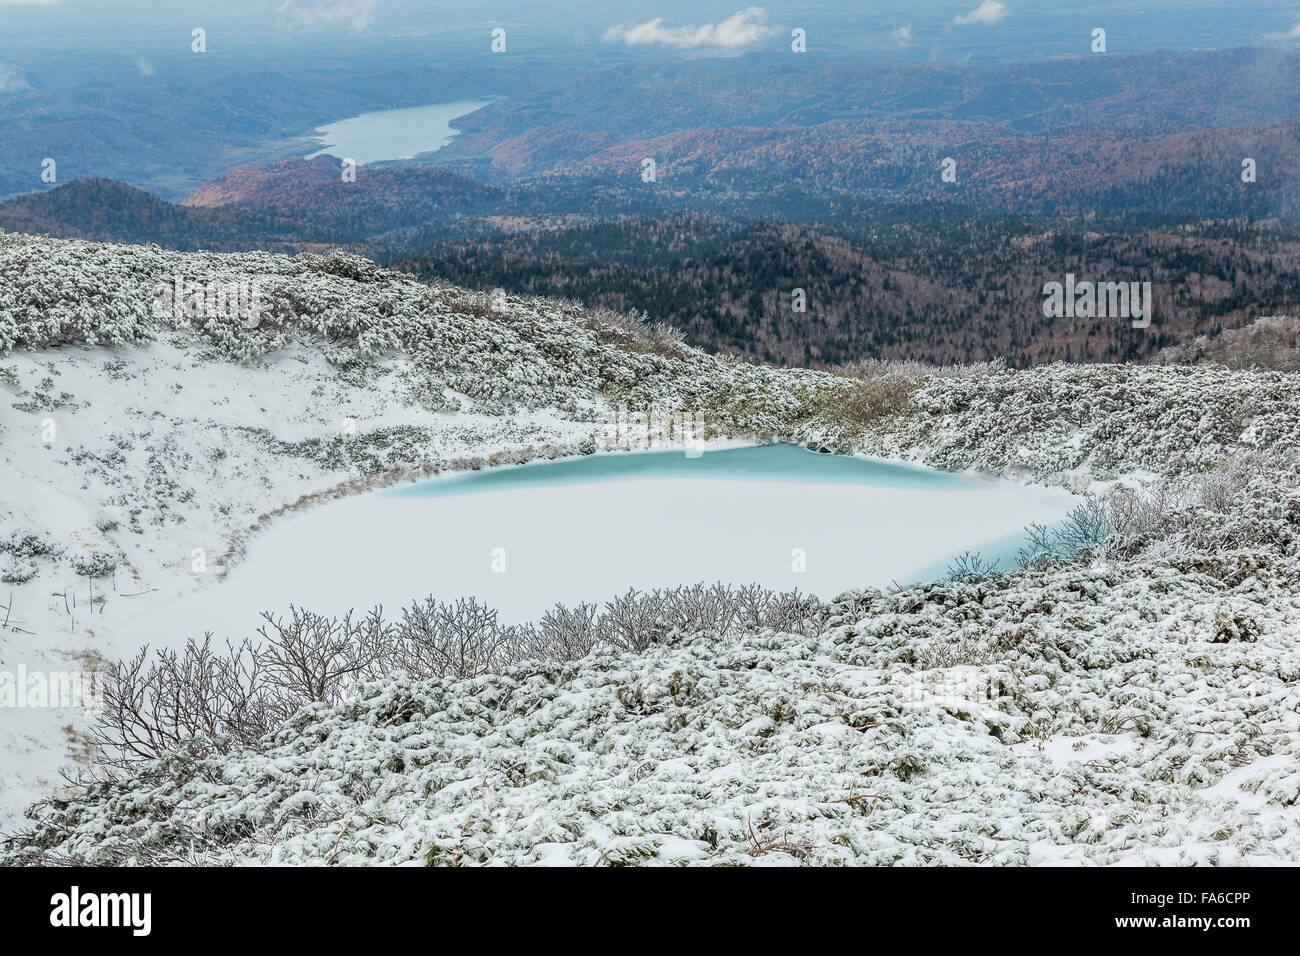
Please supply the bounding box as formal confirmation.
[391,213,1300,366]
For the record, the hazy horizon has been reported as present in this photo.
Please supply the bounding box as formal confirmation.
[2,0,1300,79]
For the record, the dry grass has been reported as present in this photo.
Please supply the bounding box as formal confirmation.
[820,358,1005,431]
[821,374,918,429]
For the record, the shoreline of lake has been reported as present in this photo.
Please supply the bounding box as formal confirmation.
[304,97,499,165]
[116,444,1080,633]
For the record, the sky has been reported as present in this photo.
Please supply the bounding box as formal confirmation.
[1,1,1299,71]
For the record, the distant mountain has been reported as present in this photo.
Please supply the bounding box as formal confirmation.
[0,62,31,94]
[443,48,1300,155]
[489,118,1300,220]
[183,155,502,243]
[441,48,1300,214]
[0,160,507,254]
[0,62,545,201]
[10,48,1300,218]
[7,176,1299,370]
[0,178,337,252]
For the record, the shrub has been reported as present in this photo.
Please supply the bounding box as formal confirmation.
[90,636,279,774]
[71,549,119,578]
[0,555,37,584]
[84,583,826,778]
[0,532,59,559]
[945,550,1001,582]
[821,374,917,430]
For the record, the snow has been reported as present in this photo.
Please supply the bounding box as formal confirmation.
[4,232,1300,865]
[0,337,593,825]
[0,233,847,831]
[135,457,1078,632]
[9,562,1300,866]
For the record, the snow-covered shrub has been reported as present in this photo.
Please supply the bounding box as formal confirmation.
[862,363,1300,480]
[0,310,16,353]
[385,597,520,679]
[15,559,1300,867]
[77,583,826,780]
[0,555,37,584]
[581,584,822,652]
[90,636,283,775]
[0,235,154,350]
[945,550,1001,582]
[93,514,120,533]
[1076,448,1300,562]
[839,356,1007,382]
[71,548,119,578]
[528,602,602,662]
[299,250,385,283]
[1212,605,1261,643]
[254,605,389,704]
[0,531,60,559]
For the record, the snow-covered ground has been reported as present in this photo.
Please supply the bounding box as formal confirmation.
[10,561,1300,866]
[0,339,593,824]
[3,232,1300,865]
[0,233,840,830]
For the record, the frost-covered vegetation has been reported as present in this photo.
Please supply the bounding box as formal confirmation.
[857,360,1300,479]
[0,232,851,601]
[7,558,1300,866]
[76,585,821,777]
[0,232,837,430]
[3,233,1300,865]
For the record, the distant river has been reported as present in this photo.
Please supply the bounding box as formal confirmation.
[305,98,496,165]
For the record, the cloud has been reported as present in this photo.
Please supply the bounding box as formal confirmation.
[1266,16,1300,40]
[0,63,31,92]
[0,1,62,6]
[954,1,1008,27]
[603,6,780,50]
[891,25,913,46]
[276,0,376,31]
[135,58,155,77]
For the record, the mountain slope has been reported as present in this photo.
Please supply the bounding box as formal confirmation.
[440,48,1300,219]
[9,553,1300,866]
[0,230,843,825]
[183,155,503,243]
[0,178,337,252]
[390,213,1300,367]
[4,234,1300,865]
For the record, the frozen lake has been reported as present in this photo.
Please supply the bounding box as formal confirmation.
[305,98,496,165]
[125,445,1081,638]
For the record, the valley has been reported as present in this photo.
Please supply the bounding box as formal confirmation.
[6,46,1300,369]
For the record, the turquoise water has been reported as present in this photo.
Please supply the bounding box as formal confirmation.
[386,443,980,499]
[908,526,1051,583]
[194,443,1079,625]
[305,98,496,165]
